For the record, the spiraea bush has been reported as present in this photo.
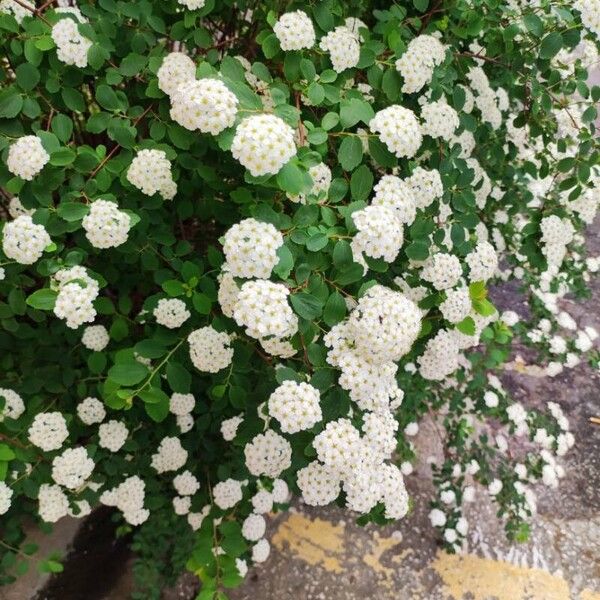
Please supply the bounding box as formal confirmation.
[0,0,599,596]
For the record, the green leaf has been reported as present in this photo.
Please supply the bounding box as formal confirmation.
[333,240,353,268]
[119,53,147,76]
[350,164,374,201]
[276,161,310,195]
[51,114,74,143]
[338,136,363,171]
[456,316,476,335]
[539,32,562,60]
[0,444,16,461]
[290,293,323,319]
[50,148,76,166]
[57,202,90,222]
[15,63,40,92]
[0,90,23,119]
[306,233,329,252]
[26,289,58,310]
[323,291,346,326]
[107,362,149,386]
[473,298,497,317]
[313,2,334,31]
[273,244,294,279]
[340,98,375,128]
[143,393,170,422]
[96,84,121,111]
[523,13,543,37]
[192,293,212,314]
[405,240,430,261]
[413,0,429,11]
[166,362,191,393]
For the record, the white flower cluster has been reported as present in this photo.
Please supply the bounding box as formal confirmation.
[151,436,188,473]
[127,149,176,200]
[273,10,316,51]
[169,393,195,416]
[8,197,34,219]
[51,17,92,68]
[177,0,206,10]
[268,380,322,434]
[421,100,460,140]
[170,78,238,135]
[466,241,498,282]
[53,266,99,329]
[154,298,190,329]
[157,52,196,97]
[421,253,463,290]
[324,286,421,411]
[173,470,200,496]
[242,514,266,541]
[51,447,94,489]
[244,430,292,478]
[440,287,471,323]
[188,326,233,372]
[233,280,297,340]
[81,200,131,249]
[319,26,360,73]
[2,215,51,265]
[81,325,109,351]
[223,218,284,279]
[99,420,128,451]
[0,388,25,421]
[28,412,69,451]
[370,106,422,158]
[77,396,106,425]
[0,481,12,515]
[418,329,461,380]
[0,0,33,23]
[406,167,444,209]
[213,478,243,509]
[395,35,446,93]
[38,484,69,523]
[372,175,417,225]
[574,0,600,38]
[231,114,296,176]
[540,215,575,267]
[101,475,149,525]
[300,418,409,518]
[466,67,502,129]
[221,415,243,441]
[351,205,404,263]
[6,135,49,180]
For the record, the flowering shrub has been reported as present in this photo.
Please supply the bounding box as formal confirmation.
[0,0,599,596]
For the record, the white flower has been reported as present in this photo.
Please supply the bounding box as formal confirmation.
[77,397,106,425]
[440,288,471,324]
[297,461,341,506]
[575,0,600,38]
[484,391,499,408]
[221,415,243,441]
[242,514,266,541]
[51,447,94,489]
[151,437,188,473]
[0,388,25,421]
[429,508,446,527]
[188,327,233,373]
[223,218,284,279]
[466,241,498,282]
[7,136,49,180]
[173,471,200,496]
[170,78,238,135]
[173,496,191,515]
[272,479,289,503]
[488,479,503,495]
[421,101,459,140]
[38,484,69,523]
[82,200,131,249]
[421,253,462,290]
[244,430,292,478]
[2,215,51,265]
[444,528,458,543]
[154,298,191,329]
[213,478,243,509]
[370,106,422,158]
[501,311,519,327]
[251,490,273,514]
[268,380,322,434]
[52,266,99,329]
[395,35,446,94]
[98,420,128,452]
[51,17,92,68]
[157,52,196,97]
[169,393,195,416]
[231,114,296,176]
[177,0,206,9]
[28,412,69,451]
[81,325,110,351]
[351,205,404,263]
[372,175,417,225]
[127,149,176,200]
[0,481,13,515]
[273,10,315,51]
[252,539,270,563]
[0,0,34,23]
[319,26,360,73]
[233,280,297,340]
